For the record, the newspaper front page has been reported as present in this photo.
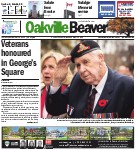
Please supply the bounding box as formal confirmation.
[0,0,135,149]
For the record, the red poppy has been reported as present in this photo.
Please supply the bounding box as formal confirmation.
[98,99,108,107]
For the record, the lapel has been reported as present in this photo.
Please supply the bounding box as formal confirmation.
[73,80,91,111]
[94,67,114,113]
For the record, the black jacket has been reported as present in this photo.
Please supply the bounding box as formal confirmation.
[46,68,134,118]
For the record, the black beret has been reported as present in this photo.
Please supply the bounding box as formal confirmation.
[70,40,100,63]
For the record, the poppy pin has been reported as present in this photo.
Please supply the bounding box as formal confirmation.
[98,99,108,107]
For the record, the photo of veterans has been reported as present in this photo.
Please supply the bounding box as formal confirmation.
[41,40,134,119]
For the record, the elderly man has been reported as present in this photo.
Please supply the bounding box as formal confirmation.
[46,40,134,118]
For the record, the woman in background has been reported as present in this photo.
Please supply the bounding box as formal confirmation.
[41,51,73,118]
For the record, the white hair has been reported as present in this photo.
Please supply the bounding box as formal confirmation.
[91,49,104,56]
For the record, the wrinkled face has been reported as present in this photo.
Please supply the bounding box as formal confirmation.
[74,52,104,85]
[42,57,57,86]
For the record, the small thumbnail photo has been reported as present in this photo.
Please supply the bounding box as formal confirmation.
[28,1,44,18]
[46,127,67,140]
[2,127,25,140]
[25,127,46,140]
[20,140,26,149]
[90,127,111,140]
[111,126,133,140]
[67,127,90,140]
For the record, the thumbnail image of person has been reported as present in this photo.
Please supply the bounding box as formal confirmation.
[32,5,37,18]
[41,51,73,118]
[28,140,35,148]
[28,4,38,18]
[46,40,134,118]
[20,140,26,149]
[36,140,43,148]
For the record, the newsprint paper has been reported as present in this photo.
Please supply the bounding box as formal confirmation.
[0,0,135,149]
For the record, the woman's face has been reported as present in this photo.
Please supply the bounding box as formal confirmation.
[42,57,57,86]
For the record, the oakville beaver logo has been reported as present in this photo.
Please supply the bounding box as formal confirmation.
[26,21,108,33]
[26,21,69,33]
